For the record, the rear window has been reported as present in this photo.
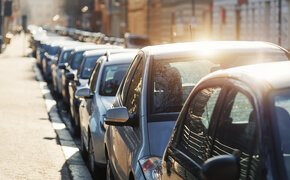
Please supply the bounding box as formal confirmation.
[80,56,102,79]
[60,50,73,63]
[99,64,130,96]
[70,51,84,69]
[48,46,59,55]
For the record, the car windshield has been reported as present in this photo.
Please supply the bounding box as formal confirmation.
[271,89,290,177]
[80,56,102,79]
[151,51,288,115]
[70,51,84,69]
[99,64,130,96]
[48,46,59,55]
[59,50,73,63]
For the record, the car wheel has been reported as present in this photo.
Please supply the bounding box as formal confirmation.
[106,158,114,180]
[88,137,96,176]
[73,114,80,137]
[42,62,47,81]
[80,133,88,159]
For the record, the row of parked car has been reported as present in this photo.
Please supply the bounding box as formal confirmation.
[29,25,290,180]
[54,25,150,48]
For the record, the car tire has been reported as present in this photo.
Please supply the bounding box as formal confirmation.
[80,133,88,160]
[42,61,47,81]
[88,137,96,176]
[106,158,114,180]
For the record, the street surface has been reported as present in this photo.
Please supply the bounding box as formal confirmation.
[0,34,71,179]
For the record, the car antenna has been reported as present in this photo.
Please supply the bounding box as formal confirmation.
[105,51,110,62]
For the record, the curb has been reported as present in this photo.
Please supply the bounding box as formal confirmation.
[34,64,92,180]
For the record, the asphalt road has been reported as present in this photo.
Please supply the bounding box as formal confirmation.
[0,34,71,179]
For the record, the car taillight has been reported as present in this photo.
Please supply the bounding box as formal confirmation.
[139,157,162,180]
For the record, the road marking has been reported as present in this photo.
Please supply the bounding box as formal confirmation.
[34,64,92,180]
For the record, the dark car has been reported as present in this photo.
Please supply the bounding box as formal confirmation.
[67,48,137,134]
[51,43,83,95]
[162,61,290,180]
[60,45,122,106]
[42,40,76,81]
[104,41,289,180]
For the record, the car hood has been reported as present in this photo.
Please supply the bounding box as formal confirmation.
[147,121,176,157]
[100,96,115,111]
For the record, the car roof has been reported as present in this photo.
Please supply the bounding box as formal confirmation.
[204,61,290,90]
[142,41,288,60]
[83,48,135,57]
[61,43,84,51]
[101,51,138,65]
[50,40,77,47]
[73,44,102,52]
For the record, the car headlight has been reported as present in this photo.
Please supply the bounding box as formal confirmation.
[139,157,162,180]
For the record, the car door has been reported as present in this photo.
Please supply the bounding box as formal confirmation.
[211,84,261,180]
[110,53,145,179]
[80,62,101,147]
[163,82,225,179]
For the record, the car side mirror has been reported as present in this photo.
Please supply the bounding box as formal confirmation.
[201,155,240,180]
[65,72,74,80]
[75,87,93,98]
[58,63,66,69]
[105,107,130,126]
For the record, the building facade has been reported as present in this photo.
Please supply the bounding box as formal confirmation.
[212,0,290,49]
[127,0,148,36]
[93,0,121,37]
[153,0,212,44]
[122,0,212,45]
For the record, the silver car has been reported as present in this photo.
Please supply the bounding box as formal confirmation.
[76,52,138,175]
[70,49,137,134]
[104,41,289,180]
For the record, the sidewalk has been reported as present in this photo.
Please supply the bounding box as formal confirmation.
[0,34,70,179]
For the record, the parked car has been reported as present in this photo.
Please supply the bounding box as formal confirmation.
[37,35,72,69]
[42,40,76,81]
[76,51,138,175]
[51,43,83,95]
[60,45,122,106]
[161,61,290,180]
[68,48,137,134]
[104,41,289,180]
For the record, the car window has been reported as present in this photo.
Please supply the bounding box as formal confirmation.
[79,56,101,79]
[89,62,101,94]
[60,50,73,63]
[120,54,142,104]
[124,56,145,117]
[70,51,84,69]
[99,64,130,96]
[48,46,59,55]
[213,90,259,180]
[271,89,290,177]
[151,59,219,114]
[178,87,221,165]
